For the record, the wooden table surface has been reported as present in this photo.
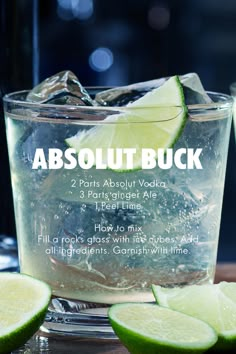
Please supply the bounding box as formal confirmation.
[12,263,236,354]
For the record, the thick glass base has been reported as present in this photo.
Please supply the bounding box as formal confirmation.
[40,297,117,339]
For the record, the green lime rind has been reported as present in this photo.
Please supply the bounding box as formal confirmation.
[108,303,217,354]
[152,282,236,351]
[0,306,48,354]
[0,273,51,354]
[168,76,188,149]
[65,75,188,172]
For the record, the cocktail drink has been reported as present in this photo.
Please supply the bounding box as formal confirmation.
[3,72,233,337]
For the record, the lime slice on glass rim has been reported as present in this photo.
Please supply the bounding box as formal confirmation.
[0,273,51,354]
[66,76,188,171]
[108,303,217,354]
[152,282,236,350]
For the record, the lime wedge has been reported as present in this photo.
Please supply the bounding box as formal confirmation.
[0,273,51,353]
[66,76,187,171]
[152,282,236,350]
[108,303,217,354]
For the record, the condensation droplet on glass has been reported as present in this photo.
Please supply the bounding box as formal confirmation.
[80,204,87,212]
[176,264,186,273]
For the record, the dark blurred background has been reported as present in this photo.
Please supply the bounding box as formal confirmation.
[0,0,235,261]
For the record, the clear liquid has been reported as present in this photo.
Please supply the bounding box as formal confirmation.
[6,112,230,304]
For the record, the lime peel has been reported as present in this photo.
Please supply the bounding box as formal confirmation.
[0,273,51,354]
[108,303,217,354]
[152,282,236,350]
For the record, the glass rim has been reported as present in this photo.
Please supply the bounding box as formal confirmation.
[3,89,233,124]
[3,89,233,109]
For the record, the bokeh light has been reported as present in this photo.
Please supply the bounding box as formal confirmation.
[148,4,170,30]
[89,47,114,72]
[57,0,93,21]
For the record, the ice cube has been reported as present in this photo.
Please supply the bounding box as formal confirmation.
[27,70,94,106]
[181,73,212,105]
[95,77,166,106]
[95,73,211,106]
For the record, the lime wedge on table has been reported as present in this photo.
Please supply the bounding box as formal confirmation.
[0,273,51,353]
[152,282,236,350]
[108,303,217,354]
[66,76,187,171]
